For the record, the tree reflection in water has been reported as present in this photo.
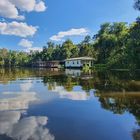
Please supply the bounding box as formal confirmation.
[96,94,140,123]
[0,68,140,140]
[133,129,140,140]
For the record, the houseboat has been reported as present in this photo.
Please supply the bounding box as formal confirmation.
[65,57,94,68]
[32,60,61,68]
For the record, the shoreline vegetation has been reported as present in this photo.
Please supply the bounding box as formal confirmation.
[0,18,140,71]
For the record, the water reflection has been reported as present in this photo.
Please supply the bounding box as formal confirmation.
[0,72,55,140]
[133,129,140,140]
[0,68,139,92]
[0,79,38,111]
[49,85,95,100]
[0,68,140,140]
[65,69,93,79]
[43,75,95,92]
[20,80,33,91]
[96,92,140,124]
[0,111,54,140]
[0,92,37,111]
[65,69,82,77]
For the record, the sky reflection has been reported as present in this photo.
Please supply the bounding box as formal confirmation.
[49,85,94,101]
[0,111,54,140]
[0,77,55,140]
[0,68,140,140]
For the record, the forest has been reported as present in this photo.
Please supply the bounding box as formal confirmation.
[0,1,140,70]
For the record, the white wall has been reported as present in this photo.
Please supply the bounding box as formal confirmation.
[65,60,82,67]
[65,60,93,67]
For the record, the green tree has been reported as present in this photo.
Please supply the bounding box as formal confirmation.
[41,42,55,61]
[127,17,140,69]
[61,39,78,59]
[134,0,140,10]
[94,22,129,66]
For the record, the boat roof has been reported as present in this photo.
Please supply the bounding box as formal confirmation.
[65,57,94,61]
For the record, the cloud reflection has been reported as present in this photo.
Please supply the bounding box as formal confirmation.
[0,79,55,140]
[51,86,91,101]
[0,92,38,111]
[0,80,38,111]
[0,111,54,140]
[20,80,33,91]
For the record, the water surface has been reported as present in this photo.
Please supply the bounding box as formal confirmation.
[0,68,140,140]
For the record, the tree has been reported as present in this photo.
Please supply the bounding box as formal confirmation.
[52,44,62,60]
[134,0,140,11]
[78,36,98,59]
[127,17,140,69]
[61,39,78,59]
[41,42,55,61]
[82,35,91,44]
[94,22,129,65]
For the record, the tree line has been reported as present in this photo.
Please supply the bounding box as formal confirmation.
[0,18,140,70]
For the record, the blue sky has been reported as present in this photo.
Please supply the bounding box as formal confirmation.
[0,0,139,51]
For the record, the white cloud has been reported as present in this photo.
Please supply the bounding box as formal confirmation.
[10,0,47,12]
[19,39,33,48]
[50,28,89,41]
[0,21,37,37]
[18,39,43,52]
[10,0,36,12]
[34,1,47,12]
[18,40,42,52]
[0,0,47,20]
[0,0,24,20]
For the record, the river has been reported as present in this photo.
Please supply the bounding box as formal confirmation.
[0,68,140,140]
